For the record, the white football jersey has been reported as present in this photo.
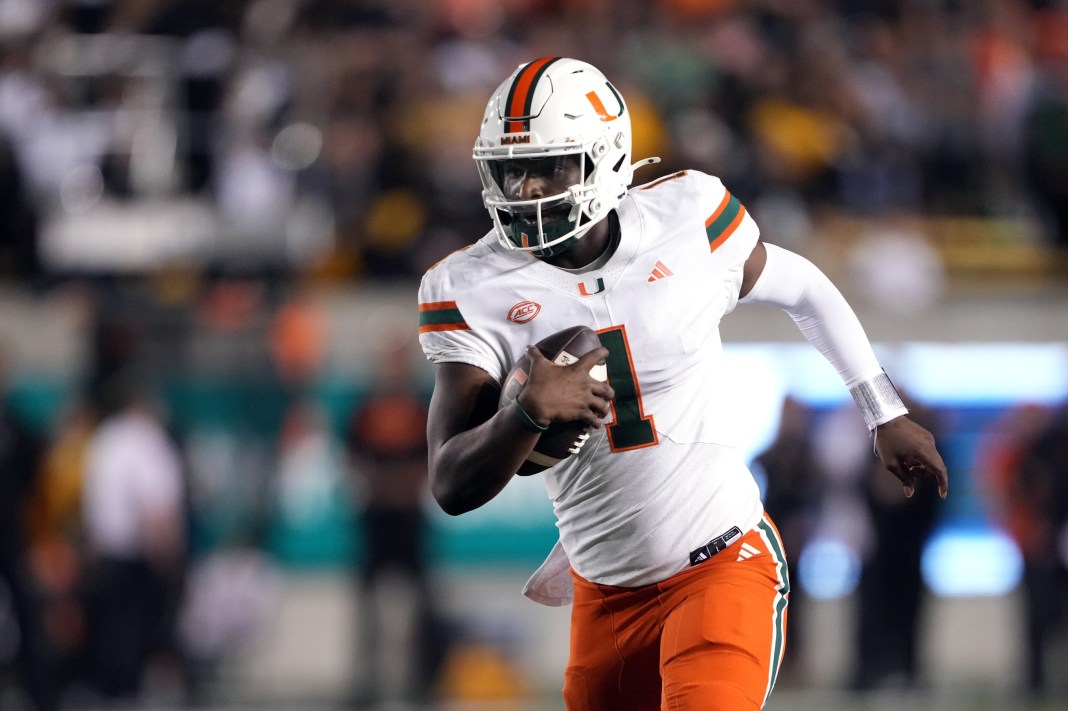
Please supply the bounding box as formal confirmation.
[419,170,765,592]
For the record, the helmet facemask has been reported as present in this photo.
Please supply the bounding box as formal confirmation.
[477,151,602,258]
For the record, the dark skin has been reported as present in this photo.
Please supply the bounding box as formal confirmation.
[427,156,948,516]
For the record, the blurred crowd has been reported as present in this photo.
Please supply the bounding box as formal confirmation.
[0,0,1066,286]
[0,325,445,708]
[979,402,1068,697]
[755,393,1068,699]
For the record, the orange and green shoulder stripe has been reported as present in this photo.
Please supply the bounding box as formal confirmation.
[418,301,469,334]
[705,189,747,253]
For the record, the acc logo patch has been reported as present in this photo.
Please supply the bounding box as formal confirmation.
[507,300,541,324]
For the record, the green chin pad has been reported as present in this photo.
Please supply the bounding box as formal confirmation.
[508,217,580,257]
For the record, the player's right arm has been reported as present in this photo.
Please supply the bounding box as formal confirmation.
[426,361,539,515]
[427,347,611,516]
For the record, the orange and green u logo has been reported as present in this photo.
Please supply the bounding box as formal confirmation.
[585,84,624,122]
[578,278,605,296]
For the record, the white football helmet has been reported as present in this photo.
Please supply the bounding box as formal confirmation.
[474,57,658,257]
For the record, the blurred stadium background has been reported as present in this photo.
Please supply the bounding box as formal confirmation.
[0,0,1067,709]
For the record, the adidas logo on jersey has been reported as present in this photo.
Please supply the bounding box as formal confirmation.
[736,542,761,562]
[647,260,673,282]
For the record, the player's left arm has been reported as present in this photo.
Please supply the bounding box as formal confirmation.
[739,240,949,499]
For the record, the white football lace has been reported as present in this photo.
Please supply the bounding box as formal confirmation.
[568,429,592,455]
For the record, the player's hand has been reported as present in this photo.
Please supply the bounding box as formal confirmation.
[874,415,949,499]
[519,346,614,428]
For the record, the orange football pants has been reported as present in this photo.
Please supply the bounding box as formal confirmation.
[562,514,789,711]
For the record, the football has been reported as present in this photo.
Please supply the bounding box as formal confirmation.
[499,325,607,476]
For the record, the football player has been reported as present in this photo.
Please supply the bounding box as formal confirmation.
[418,57,948,710]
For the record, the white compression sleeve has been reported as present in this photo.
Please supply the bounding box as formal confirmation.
[739,243,907,428]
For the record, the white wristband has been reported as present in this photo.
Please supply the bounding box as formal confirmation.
[849,372,909,431]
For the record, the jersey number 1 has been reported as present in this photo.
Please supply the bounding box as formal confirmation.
[597,326,659,451]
